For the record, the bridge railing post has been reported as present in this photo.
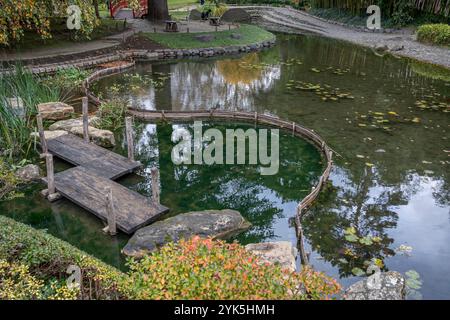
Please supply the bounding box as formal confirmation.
[151,168,160,205]
[36,113,47,153]
[82,97,89,143]
[103,186,117,236]
[125,116,134,161]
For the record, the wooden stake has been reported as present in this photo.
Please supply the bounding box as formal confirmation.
[45,153,55,195]
[105,187,117,236]
[82,97,89,143]
[40,153,60,201]
[36,113,47,153]
[151,168,160,205]
[125,116,134,161]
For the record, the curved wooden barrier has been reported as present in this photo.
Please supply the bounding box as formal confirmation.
[128,108,333,265]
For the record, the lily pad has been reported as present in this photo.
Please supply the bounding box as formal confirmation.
[352,267,365,277]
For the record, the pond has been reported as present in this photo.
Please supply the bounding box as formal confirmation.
[3,33,450,299]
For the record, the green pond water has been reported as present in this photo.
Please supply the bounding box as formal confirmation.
[2,33,450,299]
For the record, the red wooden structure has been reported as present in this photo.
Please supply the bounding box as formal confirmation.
[109,0,148,19]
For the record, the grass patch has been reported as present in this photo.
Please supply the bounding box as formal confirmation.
[169,10,190,21]
[168,0,198,10]
[417,24,450,46]
[143,24,275,49]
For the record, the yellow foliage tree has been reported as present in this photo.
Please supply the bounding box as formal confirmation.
[0,0,99,46]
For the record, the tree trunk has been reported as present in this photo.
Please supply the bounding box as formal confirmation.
[93,0,100,18]
[147,0,169,21]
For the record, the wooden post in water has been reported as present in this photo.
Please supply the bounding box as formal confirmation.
[151,168,160,205]
[40,153,61,202]
[36,113,47,153]
[104,186,117,236]
[125,116,134,161]
[82,97,89,143]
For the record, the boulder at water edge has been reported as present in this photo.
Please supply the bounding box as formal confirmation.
[15,164,40,182]
[122,209,251,258]
[344,271,406,300]
[69,126,115,148]
[245,241,297,272]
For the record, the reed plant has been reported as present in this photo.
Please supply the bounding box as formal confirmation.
[0,67,64,160]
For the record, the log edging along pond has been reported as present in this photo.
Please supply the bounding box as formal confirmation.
[127,108,333,265]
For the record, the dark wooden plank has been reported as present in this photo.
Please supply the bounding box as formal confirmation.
[47,134,142,179]
[54,167,169,234]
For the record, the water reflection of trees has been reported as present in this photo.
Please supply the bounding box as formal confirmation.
[132,122,323,243]
[168,53,281,111]
[302,167,403,277]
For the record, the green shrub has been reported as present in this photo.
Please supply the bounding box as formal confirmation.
[0,259,79,300]
[96,98,128,130]
[0,215,125,300]
[417,24,450,46]
[43,67,90,90]
[121,236,341,300]
[0,158,23,201]
[0,216,341,300]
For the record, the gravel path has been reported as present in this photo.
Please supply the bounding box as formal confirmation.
[237,6,450,69]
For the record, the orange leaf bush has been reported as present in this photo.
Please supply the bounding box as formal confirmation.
[120,236,341,300]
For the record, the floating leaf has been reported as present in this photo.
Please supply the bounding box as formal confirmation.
[344,227,356,235]
[373,258,384,268]
[352,267,365,277]
[405,270,420,280]
[310,68,321,73]
[345,234,359,242]
[406,278,422,290]
[365,162,374,167]
[359,236,373,245]
[372,236,382,243]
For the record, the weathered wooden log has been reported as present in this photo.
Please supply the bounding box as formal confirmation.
[40,153,61,202]
[36,113,48,153]
[82,97,89,143]
[104,186,117,236]
[151,167,160,205]
[125,116,134,161]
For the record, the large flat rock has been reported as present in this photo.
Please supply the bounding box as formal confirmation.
[37,102,74,120]
[122,209,251,258]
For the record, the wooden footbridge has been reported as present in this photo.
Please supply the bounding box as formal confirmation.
[37,98,169,235]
